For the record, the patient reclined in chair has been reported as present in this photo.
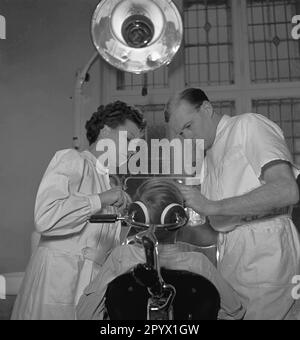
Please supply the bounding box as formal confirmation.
[76,179,245,320]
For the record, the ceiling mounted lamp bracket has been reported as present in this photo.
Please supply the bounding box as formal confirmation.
[73,0,183,150]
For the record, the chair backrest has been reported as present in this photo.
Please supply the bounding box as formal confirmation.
[105,268,220,320]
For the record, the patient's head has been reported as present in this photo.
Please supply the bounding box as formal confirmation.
[134,178,185,244]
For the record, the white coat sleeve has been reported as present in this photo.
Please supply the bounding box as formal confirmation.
[184,253,246,320]
[241,114,299,179]
[34,150,102,236]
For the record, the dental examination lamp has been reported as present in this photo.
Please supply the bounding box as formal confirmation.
[73,0,183,150]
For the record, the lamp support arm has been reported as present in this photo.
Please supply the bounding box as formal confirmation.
[73,51,99,150]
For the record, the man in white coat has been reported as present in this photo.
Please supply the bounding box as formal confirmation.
[12,101,146,320]
[165,88,300,320]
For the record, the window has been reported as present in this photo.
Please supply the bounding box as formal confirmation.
[116,68,169,91]
[247,0,300,83]
[137,104,167,141]
[184,0,234,86]
[253,98,300,163]
[212,100,236,116]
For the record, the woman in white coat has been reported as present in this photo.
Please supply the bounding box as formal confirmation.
[12,101,146,320]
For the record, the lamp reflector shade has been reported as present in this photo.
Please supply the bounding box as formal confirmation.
[91,0,183,74]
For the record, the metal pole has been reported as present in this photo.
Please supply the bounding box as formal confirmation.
[73,51,99,150]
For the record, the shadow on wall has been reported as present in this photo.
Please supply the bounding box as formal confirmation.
[292,176,300,234]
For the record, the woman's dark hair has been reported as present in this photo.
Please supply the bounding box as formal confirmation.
[164,88,209,123]
[134,178,184,225]
[85,101,146,145]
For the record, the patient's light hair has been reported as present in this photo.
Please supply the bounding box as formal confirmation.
[134,178,184,243]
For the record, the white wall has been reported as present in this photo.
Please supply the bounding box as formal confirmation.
[0,0,100,272]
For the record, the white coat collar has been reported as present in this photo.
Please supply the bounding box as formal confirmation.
[82,150,110,176]
[215,114,231,138]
